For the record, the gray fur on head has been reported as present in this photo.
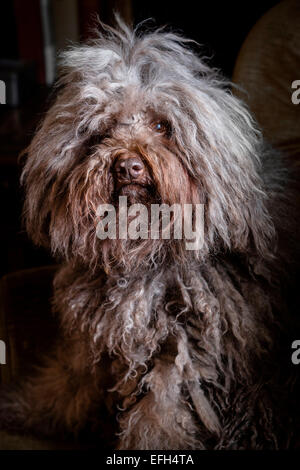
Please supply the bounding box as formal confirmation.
[22,17,275,271]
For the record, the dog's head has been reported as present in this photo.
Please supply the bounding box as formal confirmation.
[22,19,274,273]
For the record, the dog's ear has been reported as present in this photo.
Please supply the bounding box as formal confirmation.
[20,41,120,257]
[168,81,275,258]
[20,84,101,256]
[20,93,77,254]
[20,95,107,261]
[205,91,275,258]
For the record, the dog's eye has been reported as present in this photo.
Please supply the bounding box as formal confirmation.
[151,121,171,136]
[83,133,109,158]
[86,133,111,150]
[154,122,164,132]
[88,134,104,147]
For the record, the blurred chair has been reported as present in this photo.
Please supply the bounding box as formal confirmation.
[0,265,102,449]
[0,265,58,385]
[232,0,300,161]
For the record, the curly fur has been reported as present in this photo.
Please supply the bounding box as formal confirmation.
[0,18,299,449]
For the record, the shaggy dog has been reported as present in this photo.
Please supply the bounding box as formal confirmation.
[0,19,299,449]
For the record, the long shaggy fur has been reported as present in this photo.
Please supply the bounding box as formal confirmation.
[0,18,299,449]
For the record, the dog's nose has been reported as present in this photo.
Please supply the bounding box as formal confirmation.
[114,155,145,180]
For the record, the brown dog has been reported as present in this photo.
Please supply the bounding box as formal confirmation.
[0,19,299,449]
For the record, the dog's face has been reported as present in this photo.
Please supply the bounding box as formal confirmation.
[21,21,274,273]
[88,102,195,208]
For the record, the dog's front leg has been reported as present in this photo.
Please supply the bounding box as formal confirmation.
[0,336,105,439]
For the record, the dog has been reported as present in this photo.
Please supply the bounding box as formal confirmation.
[0,18,299,449]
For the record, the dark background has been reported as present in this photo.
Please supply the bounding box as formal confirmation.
[0,0,280,278]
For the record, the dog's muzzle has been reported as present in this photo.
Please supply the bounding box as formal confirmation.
[114,154,145,181]
[113,154,151,191]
